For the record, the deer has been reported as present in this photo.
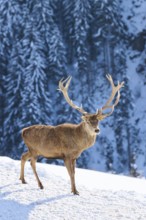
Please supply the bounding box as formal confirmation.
[20,74,124,195]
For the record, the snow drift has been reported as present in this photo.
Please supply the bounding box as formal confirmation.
[0,157,146,220]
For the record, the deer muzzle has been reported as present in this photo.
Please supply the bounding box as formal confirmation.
[95,128,100,134]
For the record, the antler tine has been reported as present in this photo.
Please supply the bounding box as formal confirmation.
[102,75,124,110]
[99,90,120,119]
[114,89,121,106]
[106,74,114,87]
[58,76,72,91]
[58,76,88,115]
[104,91,120,117]
[97,74,124,120]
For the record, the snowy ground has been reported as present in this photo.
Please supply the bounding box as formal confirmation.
[1,157,146,220]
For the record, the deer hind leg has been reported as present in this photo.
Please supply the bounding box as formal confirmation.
[30,157,44,189]
[20,151,31,184]
[64,158,79,195]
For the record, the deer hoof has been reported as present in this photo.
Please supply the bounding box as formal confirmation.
[20,177,27,184]
[72,189,79,195]
[39,183,44,189]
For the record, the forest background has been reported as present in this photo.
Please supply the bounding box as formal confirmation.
[0,0,146,177]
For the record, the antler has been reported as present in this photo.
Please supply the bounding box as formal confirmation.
[58,75,124,119]
[58,76,88,115]
[97,74,124,120]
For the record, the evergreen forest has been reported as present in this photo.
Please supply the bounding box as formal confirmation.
[0,0,146,176]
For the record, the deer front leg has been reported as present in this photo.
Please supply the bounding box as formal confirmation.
[64,158,79,195]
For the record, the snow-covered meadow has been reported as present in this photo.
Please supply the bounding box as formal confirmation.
[1,156,146,220]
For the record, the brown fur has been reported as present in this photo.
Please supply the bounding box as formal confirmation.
[20,75,124,195]
[20,115,99,195]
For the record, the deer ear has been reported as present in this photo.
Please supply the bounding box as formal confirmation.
[96,114,106,121]
[96,109,104,121]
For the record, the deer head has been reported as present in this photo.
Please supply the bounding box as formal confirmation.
[58,75,124,134]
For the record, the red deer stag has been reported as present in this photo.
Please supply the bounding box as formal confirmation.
[20,75,124,195]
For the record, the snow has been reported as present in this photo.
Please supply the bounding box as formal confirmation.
[1,157,146,220]
[121,0,146,34]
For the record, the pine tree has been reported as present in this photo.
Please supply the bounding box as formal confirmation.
[89,0,131,173]
[20,0,53,124]
[1,0,54,158]
[136,42,146,84]
[0,57,5,155]
[61,0,75,64]
[69,0,92,168]
[0,0,27,157]
[0,0,8,153]
[41,0,68,126]
[72,0,91,90]
[112,46,138,174]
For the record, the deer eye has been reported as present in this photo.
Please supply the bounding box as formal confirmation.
[90,120,98,126]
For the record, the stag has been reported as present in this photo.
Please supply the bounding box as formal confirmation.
[20,75,124,195]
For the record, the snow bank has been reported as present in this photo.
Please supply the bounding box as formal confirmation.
[0,156,146,220]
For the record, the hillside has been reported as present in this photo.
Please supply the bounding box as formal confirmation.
[0,157,146,220]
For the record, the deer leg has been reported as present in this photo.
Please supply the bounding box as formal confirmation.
[64,158,79,195]
[71,159,79,195]
[20,151,31,184]
[30,157,44,189]
[72,159,76,174]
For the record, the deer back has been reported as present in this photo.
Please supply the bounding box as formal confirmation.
[22,122,96,159]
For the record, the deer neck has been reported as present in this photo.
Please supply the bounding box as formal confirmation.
[83,121,97,137]
[77,122,97,150]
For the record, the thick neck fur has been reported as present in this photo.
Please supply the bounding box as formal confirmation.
[76,122,97,150]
